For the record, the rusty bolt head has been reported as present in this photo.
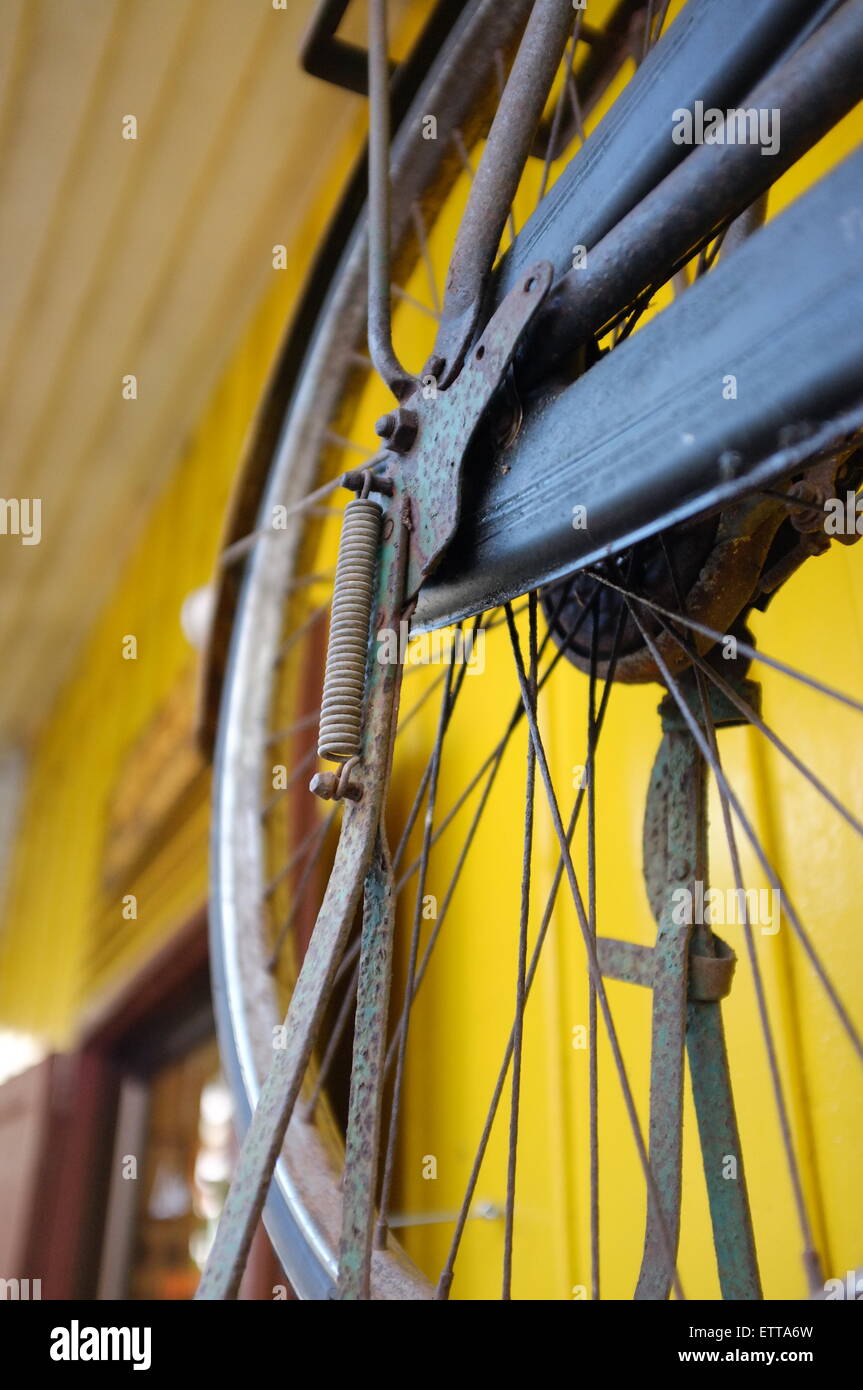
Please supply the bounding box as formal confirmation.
[309,771,338,800]
[309,768,363,802]
[375,412,396,439]
[341,468,394,497]
[375,406,418,454]
[390,407,418,453]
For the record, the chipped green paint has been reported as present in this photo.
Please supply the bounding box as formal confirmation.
[635,675,761,1299]
[196,512,409,1301]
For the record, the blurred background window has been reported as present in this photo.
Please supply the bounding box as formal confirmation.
[126,1038,232,1301]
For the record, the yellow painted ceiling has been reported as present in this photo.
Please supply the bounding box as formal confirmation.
[0,0,369,745]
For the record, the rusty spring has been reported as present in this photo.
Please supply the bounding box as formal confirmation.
[317,496,382,762]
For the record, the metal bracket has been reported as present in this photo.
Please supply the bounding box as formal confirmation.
[385,260,553,603]
[197,513,411,1300]
[689,938,736,1001]
[300,0,396,95]
[596,934,737,1002]
[630,697,761,1300]
[300,0,467,96]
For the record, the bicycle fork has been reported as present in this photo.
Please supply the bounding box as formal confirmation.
[625,674,762,1299]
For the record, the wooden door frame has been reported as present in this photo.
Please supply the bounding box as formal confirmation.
[16,906,281,1299]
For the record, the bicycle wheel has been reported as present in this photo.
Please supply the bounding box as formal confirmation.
[204,0,863,1300]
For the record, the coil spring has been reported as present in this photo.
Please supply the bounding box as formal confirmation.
[317,497,383,762]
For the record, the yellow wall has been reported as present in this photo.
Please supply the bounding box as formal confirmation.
[0,0,860,1303]
[265,79,863,1297]
[387,553,863,1299]
[0,130,362,1043]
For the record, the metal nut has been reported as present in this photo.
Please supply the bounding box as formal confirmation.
[309,771,338,800]
[375,412,396,439]
[424,354,446,379]
[374,406,418,453]
[309,769,363,803]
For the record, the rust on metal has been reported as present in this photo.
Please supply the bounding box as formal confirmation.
[391,261,554,603]
[430,0,574,387]
[522,0,863,384]
[632,679,761,1300]
[337,829,397,1299]
[196,510,410,1300]
[635,704,705,1300]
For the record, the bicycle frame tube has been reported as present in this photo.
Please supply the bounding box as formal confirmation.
[367,0,413,399]
[199,515,412,1300]
[490,0,822,311]
[205,0,863,1303]
[431,0,573,387]
[202,0,830,747]
[414,148,863,631]
[517,0,863,388]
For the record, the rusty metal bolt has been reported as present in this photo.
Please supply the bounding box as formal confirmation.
[374,406,418,453]
[309,769,362,803]
[375,412,396,439]
[309,771,338,800]
[341,468,394,497]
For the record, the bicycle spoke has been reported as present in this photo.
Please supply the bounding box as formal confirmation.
[266,709,320,747]
[274,601,328,665]
[269,642,473,977]
[537,15,582,207]
[263,807,337,904]
[587,612,600,1301]
[589,568,863,714]
[706,756,822,1291]
[220,489,347,567]
[312,713,516,1122]
[659,537,815,1287]
[392,619,482,873]
[394,593,594,892]
[611,283,656,346]
[503,592,537,1298]
[640,0,655,62]
[396,706,525,890]
[653,611,863,839]
[618,591,863,1065]
[392,283,440,321]
[435,601,626,1299]
[261,745,317,817]
[627,587,823,1288]
[493,50,519,245]
[504,602,685,1301]
[565,59,585,148]
[302,622,534,1163]
[302,953,360,1122]
[396,664,449,736]
[654,0,673,44]
[643,0,672,60]
[411,201,441,316]
[326,431,377,458]
[311,601,601,1177]
[267,810,335,971]
[377,662,457,1247]
[453,128,473,181]
[388,607,592,1071]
